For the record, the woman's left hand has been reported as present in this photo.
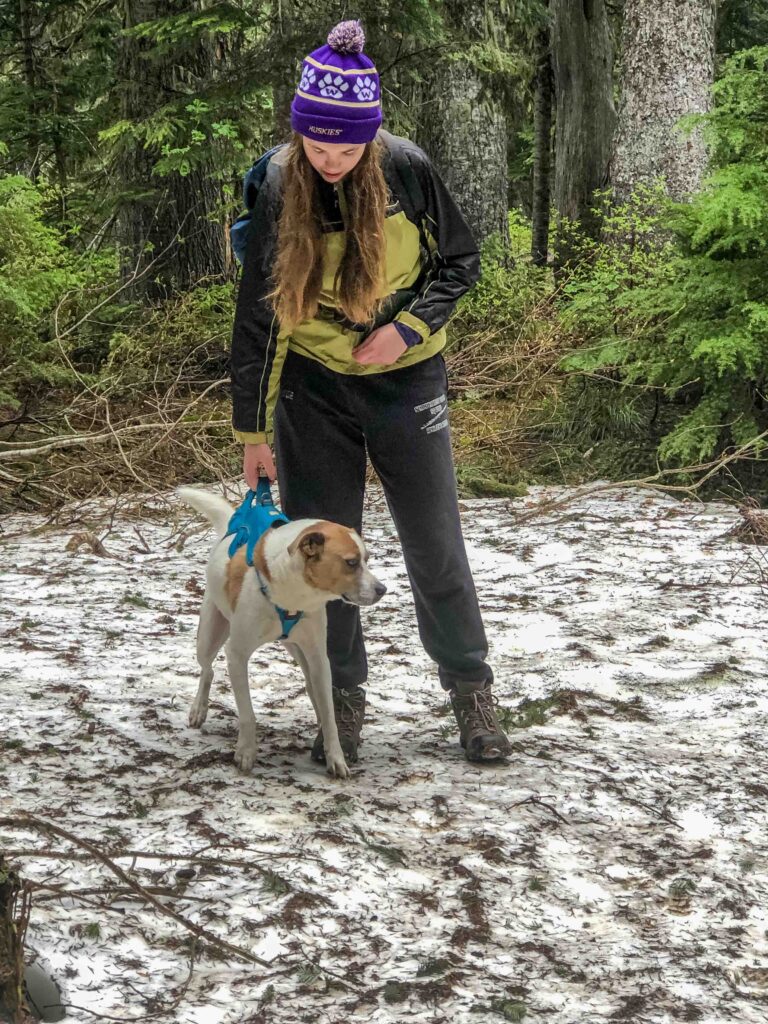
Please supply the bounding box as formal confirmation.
[351,323,407,366]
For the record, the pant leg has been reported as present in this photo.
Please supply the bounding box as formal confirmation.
[273,350,368,690]
[352,353,492,691]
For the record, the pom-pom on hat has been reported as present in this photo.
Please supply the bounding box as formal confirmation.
[290,20,382,145]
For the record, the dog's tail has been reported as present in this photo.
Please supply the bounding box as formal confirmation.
[176,487,233,537]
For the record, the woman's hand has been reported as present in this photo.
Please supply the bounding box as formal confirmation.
[243,443,276,488]
[351,323,407,366]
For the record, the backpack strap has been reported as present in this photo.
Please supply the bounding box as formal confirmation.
[243,143,287,209]
[231,143,288,264]
[386,139,433,268]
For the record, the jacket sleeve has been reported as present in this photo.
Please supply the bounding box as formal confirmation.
[393,145,482,343]
[230,183,287,446]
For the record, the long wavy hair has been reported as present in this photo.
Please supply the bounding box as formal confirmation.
[265,132,390,331]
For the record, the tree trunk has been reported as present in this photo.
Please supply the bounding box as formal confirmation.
[0,858,23,1023]
[417,2,509,253]
[270,0,299,145]
[551,0,616,263]
[16,0,40,182]
[611,0,717,200]
[116,0,227,302]
[51,81,70,231]
[531,11,553,266]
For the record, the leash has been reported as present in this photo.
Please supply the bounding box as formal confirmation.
[225,478,303,639]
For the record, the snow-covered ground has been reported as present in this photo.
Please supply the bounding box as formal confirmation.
[1,484,767,1024]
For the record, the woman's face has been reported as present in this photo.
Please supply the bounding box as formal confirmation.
[301,137,366,183]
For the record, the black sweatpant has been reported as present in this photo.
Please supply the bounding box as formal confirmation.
[273,348,493,692]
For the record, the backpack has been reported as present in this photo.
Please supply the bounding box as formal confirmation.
[229,139,431,267]
[230,143,286,265]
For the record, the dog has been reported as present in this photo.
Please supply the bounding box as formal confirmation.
[176,487,386,778]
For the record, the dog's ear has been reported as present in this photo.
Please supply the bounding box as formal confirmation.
[290,530,325,560]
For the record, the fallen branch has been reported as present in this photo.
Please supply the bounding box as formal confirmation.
[0,815,269,967]
[4,847,305,871]
[511,430,768,524]
[0,417,230,462]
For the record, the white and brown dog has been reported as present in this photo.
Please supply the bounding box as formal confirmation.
[177,488,386,778]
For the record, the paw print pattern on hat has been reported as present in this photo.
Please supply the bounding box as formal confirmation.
[291,20,382,143]
[299,67,316,92]
[319,73,349,99]
[353,76,377,101]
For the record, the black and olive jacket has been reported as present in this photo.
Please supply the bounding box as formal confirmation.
[231,129,481,445]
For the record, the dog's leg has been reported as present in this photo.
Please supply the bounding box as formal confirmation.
[283,640,319,720]
[292,613,349,779]
[190,594,230,728]
[225,639,258,771]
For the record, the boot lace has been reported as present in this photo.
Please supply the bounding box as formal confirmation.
[334,687,364,729]
[456,688,501,734]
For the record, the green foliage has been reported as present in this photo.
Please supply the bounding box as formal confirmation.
[98,91,271,180]
[559,48,768,467]
[472,998,528,1021]
[497,695,560,731]
[382,980,410,1003]
[0,175,114,410]
[0,3,132,242]
[461,210,551,326]
[461,41,530,80]
[416,958,452,977]
[543,377,650,445]
[105,283,234,388]
[122,4,255,52]
[260,870,291,897]
[717,0,768,56]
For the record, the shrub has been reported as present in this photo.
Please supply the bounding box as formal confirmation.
[0,174,115,412]
[560,47,768,466]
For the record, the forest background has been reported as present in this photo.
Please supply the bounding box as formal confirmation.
[1,0,767,513]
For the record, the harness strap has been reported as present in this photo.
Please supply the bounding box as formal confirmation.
[254,567,303,640]
[225,480,304,639]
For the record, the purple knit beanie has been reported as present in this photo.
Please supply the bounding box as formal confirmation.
[290,20,382,144]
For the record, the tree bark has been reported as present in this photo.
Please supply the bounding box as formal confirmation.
[270,0,299,146]
[551,0,616,263]
[16,0,40,182]
[116,0,227,301]
[531,11,553,266]
[0,858,23,1023]
[611,0,718,201]
[417,2,509,253]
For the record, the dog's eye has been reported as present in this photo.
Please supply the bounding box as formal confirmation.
[345,558,360,569]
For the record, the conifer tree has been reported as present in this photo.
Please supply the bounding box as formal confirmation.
[611,0,718,201]
[551,0,616,264]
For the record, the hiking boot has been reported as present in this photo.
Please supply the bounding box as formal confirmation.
[449,681,512,762]
[311,686,366,765]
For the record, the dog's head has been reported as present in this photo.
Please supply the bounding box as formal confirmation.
[288,523,386,606]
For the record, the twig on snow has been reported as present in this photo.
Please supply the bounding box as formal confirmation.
[60,938,197,1022]
[510,794,571,824]
[0,814,270,967]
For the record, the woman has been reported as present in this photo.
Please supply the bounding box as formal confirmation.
[230,20,511,766]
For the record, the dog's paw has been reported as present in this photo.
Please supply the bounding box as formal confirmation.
[234,734,258,772]
[188,701,208,728]
[234,745,257,772]
[325,747,350,779]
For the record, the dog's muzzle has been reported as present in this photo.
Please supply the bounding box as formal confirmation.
[342,579,387,606]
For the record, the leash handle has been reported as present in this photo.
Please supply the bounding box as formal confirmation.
[255,475,274,506]
[242,476,273,509]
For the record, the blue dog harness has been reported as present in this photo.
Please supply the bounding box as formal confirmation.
[225,479,303,639]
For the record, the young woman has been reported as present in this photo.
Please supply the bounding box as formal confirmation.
[230,20,511,765]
